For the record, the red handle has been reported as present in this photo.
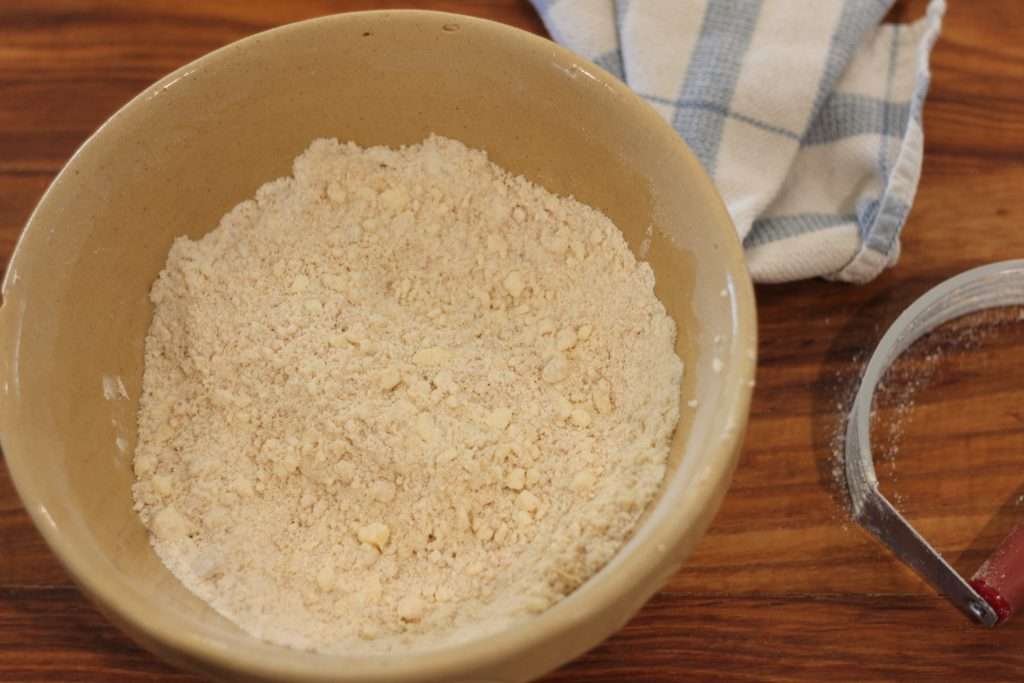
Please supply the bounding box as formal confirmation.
[970,524,1024,625]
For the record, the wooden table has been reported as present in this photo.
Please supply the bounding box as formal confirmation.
[2,1,1023,680]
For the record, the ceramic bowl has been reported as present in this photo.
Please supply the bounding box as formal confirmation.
[0,10,756,682]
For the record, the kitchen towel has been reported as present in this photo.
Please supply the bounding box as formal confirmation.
[531,0,946,283]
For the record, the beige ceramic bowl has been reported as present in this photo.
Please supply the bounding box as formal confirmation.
[0,10,755,683]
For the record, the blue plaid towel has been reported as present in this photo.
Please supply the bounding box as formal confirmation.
[532,0,945,283]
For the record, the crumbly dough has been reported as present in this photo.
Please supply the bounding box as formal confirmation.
[132,135,683,653]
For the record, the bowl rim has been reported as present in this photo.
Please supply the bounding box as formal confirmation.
[2,9,757,681]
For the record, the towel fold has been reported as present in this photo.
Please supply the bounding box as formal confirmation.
[531,0,945,283]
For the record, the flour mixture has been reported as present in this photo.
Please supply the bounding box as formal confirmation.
[132,135,683,653]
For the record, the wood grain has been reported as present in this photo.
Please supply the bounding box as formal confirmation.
[2,1,1024,681]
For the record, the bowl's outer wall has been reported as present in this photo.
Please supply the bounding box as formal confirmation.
[0,11,755,683]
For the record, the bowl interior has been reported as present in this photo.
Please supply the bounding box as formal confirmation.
[0,11,754,683]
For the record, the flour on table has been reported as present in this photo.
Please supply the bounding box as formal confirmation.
[132,135,683,653]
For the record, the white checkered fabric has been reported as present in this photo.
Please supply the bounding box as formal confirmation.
[532,0,945,283]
